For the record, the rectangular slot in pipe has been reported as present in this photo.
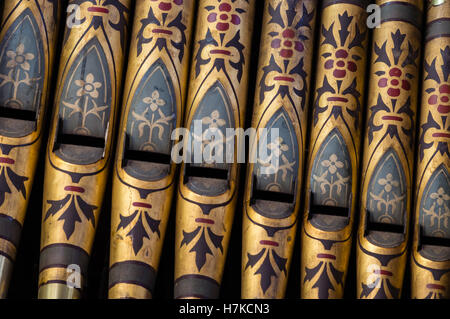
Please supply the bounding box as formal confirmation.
[366,221,404,234]
[252,189,294,204]
[124,149,171,165]
[421,235,450,248]
[56,133,105,149]
[0,106,36,122]
[185,164,228,180]
[309,204,348,217]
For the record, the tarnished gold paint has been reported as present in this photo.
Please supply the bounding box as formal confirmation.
[0,0,60,298]
[301,1,368,299]
[39,0,131,299]
[109,0,195,299]
[411,0,450,299]
[241,0,317,299]
[174,0,255,298]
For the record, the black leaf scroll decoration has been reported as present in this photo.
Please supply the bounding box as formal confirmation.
[360,277,400,299]
[258,2,314,106]
[117,209,161,255]
[64,0,129,50]
[180,225,224,271]
[304,261,344,299]
[0,166,28,207]
[136,6,187,60]
[45,194,97,240]
[245,248,288,294]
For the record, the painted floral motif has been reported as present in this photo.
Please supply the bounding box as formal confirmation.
[0,161,28,207]
[45,191,97,240]
[304,259,344,299]
[367,29,418,148]
[150,0,183,12]
[324,48,357,79]
[6,44,34,71]
[180,224,224,271]
[419,46,450,160]
[258,136,295,185]
[369,173,405,224]
[192,109,233,165]
[360,271,400,299]
[423,187,450,237]
[62,72,108,135]
[65,0,129,50]
[75,73,102,99]
[195,1,247,82]
[259,1,314,106]
[202,110,226,130]
[131,90,175,151]
[245,247,287,294]
[313,10,366,129]
[206,2,241,32]
[137,0,187,59]
[0,43,40,106]
[313,153,350,206]
[117,206,161,255]
[377,67,411,98]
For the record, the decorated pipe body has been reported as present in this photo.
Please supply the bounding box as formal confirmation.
[300,0,369,299]
[241,0,317,299]
[38,0,131,299]
[173,0,255,299]
[411,0,450,299]
[108,0,196,299]
[0,0,60,298]
[356,0,423,299]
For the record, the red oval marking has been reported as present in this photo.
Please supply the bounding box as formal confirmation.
[152,29,173,35]
[195,218,214,225]
[438,104,450,114]
[133,202,152,209]
[159,2,172,11]
[88,7,109,13]
[432,132,450,138]
[274,76,294,82]
[389,67,402,77]
[373,269,393,276]
[64,186,85,193]
[220,14,228,21]
[210,49,231,55]
[426,283,445,290]
[283,40,293,47]
[317,253,336,260]
[0,157,14,164]
[260,240,279,247]
[441,96,449,103]
[216,22,229,31]
[282,29,295,39]
[335,49,348,58]
[333,69,346,78]
[382,116,403,122]
[336,60,345,68]
[219,3,231,12]
[327,97,348,102]
[391,79,399,86]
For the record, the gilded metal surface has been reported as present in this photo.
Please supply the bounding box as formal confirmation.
[39,0,131,299]
[357,0,423,299]
[300,0,369,299]
[241,0,317,299]
[0,0,60,298]
[108,0,196,299]
[174,0,254,299]
[411,0,450,299]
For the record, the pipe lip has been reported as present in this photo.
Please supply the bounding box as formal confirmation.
[38,283,81,299]
[0,255,14,299]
